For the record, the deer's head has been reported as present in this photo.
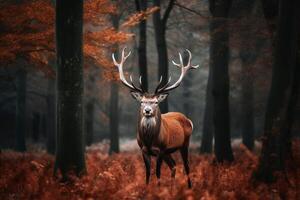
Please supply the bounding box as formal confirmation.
[112,48,199,118]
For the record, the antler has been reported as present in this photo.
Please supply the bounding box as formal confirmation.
[112,47,145,93]
[155,49,199,94]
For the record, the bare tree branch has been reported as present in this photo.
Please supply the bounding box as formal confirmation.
[162,0,176,27]
[174,2,209,19]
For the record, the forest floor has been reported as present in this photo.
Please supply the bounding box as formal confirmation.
[0,140,299,200]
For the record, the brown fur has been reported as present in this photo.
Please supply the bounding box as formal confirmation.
[137,111,193,188]
[114,47,197,188]
[160,112,192,149]
[137,111,193,152]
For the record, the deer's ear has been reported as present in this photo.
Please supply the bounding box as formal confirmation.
[130,91,143,102]
[157,93,168,103]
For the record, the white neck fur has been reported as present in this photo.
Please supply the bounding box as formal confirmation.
[140,116,157,131]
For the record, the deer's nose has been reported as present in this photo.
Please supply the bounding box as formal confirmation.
[144,107,152,115]
[145,107,151,114]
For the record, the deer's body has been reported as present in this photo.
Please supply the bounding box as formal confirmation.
[137,112,193,154]
[112,48,198,188]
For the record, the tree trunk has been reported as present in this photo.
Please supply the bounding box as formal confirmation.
[109,6,120,154]
[32,112,40,141]
[152,0,175,113]
[54,0,86,178]
[109,82,120,153]
[235,0,257,151]
[156,31,168,111]
[209,0,234,162]
[135,0,148,91]
[260,0,278,35]
[41,114,47,138]
[200,66,213,153]
[85,100,94,146]
[254,0,299,182]
[278,57,299,169]
[15,68,27,152]
[277,5,300,171]
[47,78,56,154]
[240,53,255,150]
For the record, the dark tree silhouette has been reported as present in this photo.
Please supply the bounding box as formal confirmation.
[278,50,300,169]
[255,0,299,182]
[200,67,213,153]
[135,0,148,91]
[109,5,120,154]
[46,78,56,154]
[85,99,94,146]
[109,81,120,154]
[209,0,234,162]
[152,0,175,113]
[237,0,258,150]
[240,52,255,150]
[15,68,27,152]
[54,0,86,178]
[261,0,278,33]
[32,112,40,141]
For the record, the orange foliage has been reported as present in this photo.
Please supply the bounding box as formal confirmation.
[0,1,55,65]
[121,6,159,28]
[0,0,144,78]
[1,140,299,200]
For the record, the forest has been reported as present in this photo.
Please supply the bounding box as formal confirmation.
[0,0,299,199]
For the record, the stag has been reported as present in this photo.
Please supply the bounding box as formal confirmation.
[112,48,199,188]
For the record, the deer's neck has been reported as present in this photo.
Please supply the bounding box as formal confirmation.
[138,109,161,148]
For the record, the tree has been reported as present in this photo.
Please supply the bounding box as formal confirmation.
[109,79,120,153]
[107,1,157,153]
[46,76,56,154]
[152,0,176,113]
[15,67,27,152]
[235,0,258,150]
[135,0,148,91]
[0,0,135,155]
[209,0,234,162]
[254,0,299,182]
[240,52,255,150]
[0,0,55,151]
[278,48,300,169]
[200,67,213,153]
[54,0,86,178]
[108,1,122,154]
[85,99,95,146]
[84,64,98,147]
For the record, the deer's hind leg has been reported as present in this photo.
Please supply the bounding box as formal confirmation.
[163,154,176,178]
[180,146,192,188]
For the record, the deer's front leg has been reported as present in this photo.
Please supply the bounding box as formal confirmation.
[156,153,163,186]
[142,152,151,185]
